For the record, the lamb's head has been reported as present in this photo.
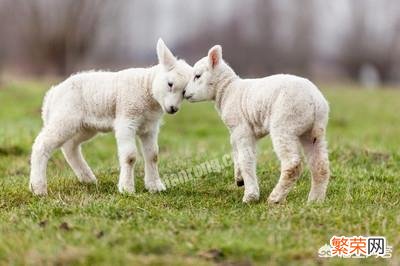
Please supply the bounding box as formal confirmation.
[184,45,224,102]
[152,38,192,114]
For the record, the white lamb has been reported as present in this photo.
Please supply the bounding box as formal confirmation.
[184,45,330,203]
[29,39,192,195]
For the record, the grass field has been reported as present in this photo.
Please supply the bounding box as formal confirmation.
[0,80,399,265]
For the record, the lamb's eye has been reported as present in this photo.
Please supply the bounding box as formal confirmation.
[194,74,201,81]
[168,82,173,88]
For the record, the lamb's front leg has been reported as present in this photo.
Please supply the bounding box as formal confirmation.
[231,138,244,187]
[115,119,137,193]
[231,128,259,203]
[138,127,166,193]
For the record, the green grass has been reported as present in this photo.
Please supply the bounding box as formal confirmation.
[0,80,399,265]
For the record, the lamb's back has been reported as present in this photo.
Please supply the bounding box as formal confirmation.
[41,71,120,125]
[231,74,327,136]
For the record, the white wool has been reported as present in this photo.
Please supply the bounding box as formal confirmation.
[185,45,330,203]
[29,39,193,195]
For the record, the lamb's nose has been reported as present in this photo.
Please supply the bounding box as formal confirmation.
[169,106,178,114]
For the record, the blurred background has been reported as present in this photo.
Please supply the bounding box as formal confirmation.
[0,0,400,87]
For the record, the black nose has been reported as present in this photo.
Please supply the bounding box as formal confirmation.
[168,106,178,114]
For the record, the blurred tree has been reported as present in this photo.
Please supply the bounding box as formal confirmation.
[177,0,316,77]
[289,0,316,75]
[0,0,399,83]
[339,0,400,83]
[257,0,315,76]
[18,0,122,75]
[233,0,278,76]
[0,0,8,83]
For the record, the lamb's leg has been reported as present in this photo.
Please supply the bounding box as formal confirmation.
[30,124,77,195]
[138,126,166,193]
[62,130,97,183]
[231,128,259,203]
[115,119,137,193]
[301,134,330,202]
[268,132,302,204]
[230,136,244,187]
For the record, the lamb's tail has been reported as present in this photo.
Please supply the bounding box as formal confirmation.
[311,97,329,144]
[41,86,55,126]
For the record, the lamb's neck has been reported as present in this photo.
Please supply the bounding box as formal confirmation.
[213,67,238,111]
[144,65,162,111]
[144,65,159,94]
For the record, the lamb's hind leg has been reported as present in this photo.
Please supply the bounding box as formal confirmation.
[62,130,97,183]
[268,132,302,204]
[30,123,77,195]
[301,133,330,202]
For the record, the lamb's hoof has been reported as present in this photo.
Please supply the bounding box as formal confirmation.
[118,183,135,194]
[267,193,284,204]
[79,175,97,184]
[307,194,326,203]
[79,178,97,184]
[29,182,48,196]
[236,180,244,187]
[242,191,259,203]
[145,179,166,193]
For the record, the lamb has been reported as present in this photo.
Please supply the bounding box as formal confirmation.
[29,39,192,195]
[183,45,330,203]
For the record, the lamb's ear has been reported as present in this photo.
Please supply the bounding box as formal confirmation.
[157,38,176,70]
[208,45,222,69]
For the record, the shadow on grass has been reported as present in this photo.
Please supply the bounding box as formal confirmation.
[0,145,28,156]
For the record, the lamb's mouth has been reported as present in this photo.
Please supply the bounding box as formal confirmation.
[185,95,196,102]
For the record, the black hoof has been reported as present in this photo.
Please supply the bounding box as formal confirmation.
[236,180,244,187]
